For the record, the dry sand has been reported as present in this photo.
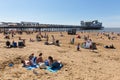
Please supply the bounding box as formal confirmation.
[0,31,120,80]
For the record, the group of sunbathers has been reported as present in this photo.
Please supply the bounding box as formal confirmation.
[21,53,62,69]
[6,40,25,48]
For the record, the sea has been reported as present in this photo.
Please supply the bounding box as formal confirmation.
[99,28,120,33]
[79,28,120,33]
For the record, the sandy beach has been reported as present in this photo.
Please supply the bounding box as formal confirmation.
[0,31,120,80]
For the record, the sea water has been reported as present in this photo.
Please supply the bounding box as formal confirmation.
[78,28,120,33]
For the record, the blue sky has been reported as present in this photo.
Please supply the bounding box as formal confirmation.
[0,0,120,27]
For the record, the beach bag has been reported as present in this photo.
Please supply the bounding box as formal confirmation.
[39,63,46,69]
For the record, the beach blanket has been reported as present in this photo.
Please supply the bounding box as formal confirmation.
[25,65,39,70]
[25,57,39,70]
[45,64,63,73]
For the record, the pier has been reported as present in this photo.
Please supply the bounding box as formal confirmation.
[0,20,103,32]
[0,23,81,32]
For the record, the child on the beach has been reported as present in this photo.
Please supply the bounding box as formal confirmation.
[77,43,80,51]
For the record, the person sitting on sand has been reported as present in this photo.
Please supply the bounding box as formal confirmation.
[36,53,47,69]
[109,44,115,49]
[21,53,37,67]
[46,56,61,69]
[36,53,43,64]
[55,40,60,46]
[11,40,17,48]
[23,39,26,46]
[85,39,92,49]
[48,56,54,66]
[82,42,86,48]
[28,53,37,66]
[29,53,35,60]
[77,43,80,51]
[6,40,11,48]
[19,37,21,40]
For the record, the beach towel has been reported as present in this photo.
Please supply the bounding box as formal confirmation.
[25,65,39,70]
[45,64,63,73]
[25,57,38,70]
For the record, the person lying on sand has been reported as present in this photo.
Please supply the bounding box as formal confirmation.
[104,44,115,49]
[21,60,31,67]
